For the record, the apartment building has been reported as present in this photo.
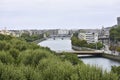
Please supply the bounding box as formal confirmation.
[78,32,98,43]
[58,29,69,35]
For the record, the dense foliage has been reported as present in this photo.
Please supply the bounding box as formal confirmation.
[0,34,119,80]
[109,26,120,52]
[20,33,44,42]
[110,26,120,41]
[112,66,120,78]
[109,46,120,52]
[116,47,120,52]
[71,35,103,50]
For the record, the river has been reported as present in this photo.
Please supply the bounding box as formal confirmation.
[38,38,120,71]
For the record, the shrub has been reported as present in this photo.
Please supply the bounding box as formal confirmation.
[0,51,14,64]
[109,46,116,51]
[9,49,20,59]
[20,65,43,80]
[10,39,27,51]
[0,63,25,80]
[76,64,118,80]
[19,49,54,66]
[60,52,83,65]
[0,34,12,41]
[116,47,120,52]
[37,57,78,80]
[111,66,120,78]
[0,41,11,51]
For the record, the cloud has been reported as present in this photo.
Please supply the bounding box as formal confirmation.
[1,0,120,10]
[0,0,120,29]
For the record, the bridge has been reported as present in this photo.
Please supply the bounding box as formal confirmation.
[49,34,71,39]
[56,50,104,57]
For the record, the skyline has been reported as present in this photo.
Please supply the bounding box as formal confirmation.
[0,0,120,30]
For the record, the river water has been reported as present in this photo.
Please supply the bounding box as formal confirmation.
[38,38,120,71]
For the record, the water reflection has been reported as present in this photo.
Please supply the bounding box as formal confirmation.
[81,57,120,71]
[39,38,74,51]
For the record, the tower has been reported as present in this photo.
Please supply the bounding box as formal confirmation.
[117,17,120,26]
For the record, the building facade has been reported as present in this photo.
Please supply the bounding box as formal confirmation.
[0,28,11,35]
[78,32,98,43]
[58,29,69,35]
[98,27,111,44]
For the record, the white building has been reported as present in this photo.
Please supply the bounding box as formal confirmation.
[78,32,98,43]
[0,30,11,35]
[58,29,69,35]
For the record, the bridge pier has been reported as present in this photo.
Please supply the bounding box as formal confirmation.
[56,51,103,57]
[78,55,102,58]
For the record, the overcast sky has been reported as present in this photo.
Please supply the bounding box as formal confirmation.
[0,0,120,30]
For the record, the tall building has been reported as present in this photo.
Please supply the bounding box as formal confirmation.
[117,17,120,26]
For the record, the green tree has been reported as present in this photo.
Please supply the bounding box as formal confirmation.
[0,34,12,41]
[110,26,120,41]
[0,51,14,64]
[37,57,78,80]
[61,52,83,65]
[20,33,44,42]
[1,65,26,80]
[9,49,20,60]
[97,42,104,49]
[116,47,120,52]
[0,41,11,51]
[111,66,120,78]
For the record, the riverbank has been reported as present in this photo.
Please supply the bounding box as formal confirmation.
[72,45,95,51]
[102,53,120,62]
[33,38,47,44]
